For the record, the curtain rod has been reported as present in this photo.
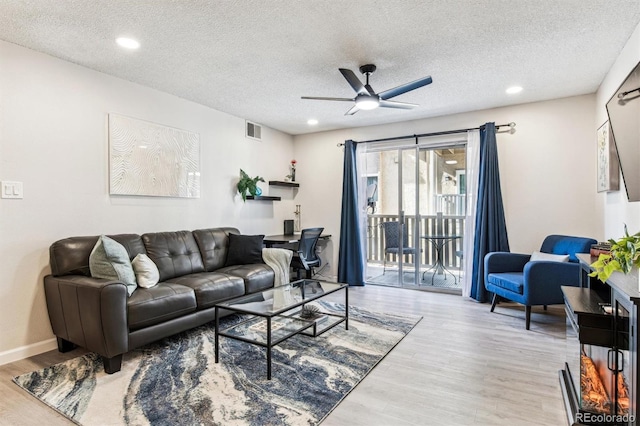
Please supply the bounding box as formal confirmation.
[336,122,516,147]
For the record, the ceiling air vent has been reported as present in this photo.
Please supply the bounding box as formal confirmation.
[246,121,262,141]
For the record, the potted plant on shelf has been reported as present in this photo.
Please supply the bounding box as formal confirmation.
[236,169,265,202]
[590,225,640,284]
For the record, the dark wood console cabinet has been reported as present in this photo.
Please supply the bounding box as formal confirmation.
[560,253,639,425]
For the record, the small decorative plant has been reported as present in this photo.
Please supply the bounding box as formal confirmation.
[590,225,640,282]
[236,169,265,201]
[286,159,297,182]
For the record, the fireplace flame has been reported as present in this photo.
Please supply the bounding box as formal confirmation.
[617,372,630,414]
[581,353,612,414]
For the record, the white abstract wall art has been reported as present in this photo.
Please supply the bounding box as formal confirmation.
[596,120,619,193]
[109,114,200,198]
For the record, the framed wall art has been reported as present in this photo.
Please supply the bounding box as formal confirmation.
[596,120,619,193]
[108,114,200,198]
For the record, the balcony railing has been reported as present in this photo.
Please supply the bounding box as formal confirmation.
[367,213,465,269]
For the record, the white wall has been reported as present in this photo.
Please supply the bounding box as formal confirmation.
[3,24,625,361]
[294,95,599,278]
[0,40,295,363]
[596,20,640,238]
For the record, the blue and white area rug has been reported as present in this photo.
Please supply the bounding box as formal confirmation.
[14,302,421,425]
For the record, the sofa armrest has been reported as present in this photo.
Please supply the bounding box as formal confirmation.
[484,252,531,275]
[44,274,129,358]
[523,261,580,305]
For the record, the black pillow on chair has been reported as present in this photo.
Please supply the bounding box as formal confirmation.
[225,234,265,266]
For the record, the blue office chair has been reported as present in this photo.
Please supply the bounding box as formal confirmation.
[484,235,596,330]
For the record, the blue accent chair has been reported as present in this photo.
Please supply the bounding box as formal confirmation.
[484,235,596,330]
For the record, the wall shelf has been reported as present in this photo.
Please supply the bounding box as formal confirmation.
[245,195,281,201]
[269,180,300,188]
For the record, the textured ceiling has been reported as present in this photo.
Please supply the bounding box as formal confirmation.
[1,1,640,135]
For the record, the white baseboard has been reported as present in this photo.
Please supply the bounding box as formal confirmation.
[0,338,58,366]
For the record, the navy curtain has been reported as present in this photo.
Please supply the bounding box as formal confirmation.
[470,123,509,302]
[338,140,365,286]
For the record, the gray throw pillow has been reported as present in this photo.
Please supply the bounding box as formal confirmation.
[89,235,137,295]
[225,234,265,266]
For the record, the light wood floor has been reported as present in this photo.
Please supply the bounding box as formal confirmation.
[0,285,568,426]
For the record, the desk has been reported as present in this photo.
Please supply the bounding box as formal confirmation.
[421,235,461,285]
[263,234,331,248]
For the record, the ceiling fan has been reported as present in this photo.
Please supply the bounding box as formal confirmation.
[301,64,432,115]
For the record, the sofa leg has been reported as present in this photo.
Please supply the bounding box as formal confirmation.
[56,337,76,353]
[525,306,532,330]
[102,355,123,374]
[490,293,499,312]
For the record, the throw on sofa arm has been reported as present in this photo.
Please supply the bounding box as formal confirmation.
[44,275,129,373]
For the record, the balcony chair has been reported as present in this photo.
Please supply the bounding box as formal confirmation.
[381,221,418,274]
[484,234,596,330]
[291,227,324,279]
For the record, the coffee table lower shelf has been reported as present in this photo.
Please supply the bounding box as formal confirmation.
[214,280,348,379]
[215,310,347,379]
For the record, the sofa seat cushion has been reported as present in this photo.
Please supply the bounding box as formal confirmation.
[165,272,246,310]
[127,283,197,331]
[217,264,275,293]
[486,272,524,295]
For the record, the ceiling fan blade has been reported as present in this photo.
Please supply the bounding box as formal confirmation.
[301,96,354,101]
[339,68,369,96]
[364,84,376,96]
[378,76,433,100]
[379,100,418,110]
[344,105,360,115]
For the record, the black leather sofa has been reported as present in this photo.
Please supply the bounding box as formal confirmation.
[44,227,274,373]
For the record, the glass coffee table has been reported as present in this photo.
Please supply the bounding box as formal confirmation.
[214,279,348,379]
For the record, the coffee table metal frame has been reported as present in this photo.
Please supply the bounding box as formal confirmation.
[214,279,348,380]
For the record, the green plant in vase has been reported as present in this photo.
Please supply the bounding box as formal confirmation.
[236,169,265,202]
[590,225,640,283]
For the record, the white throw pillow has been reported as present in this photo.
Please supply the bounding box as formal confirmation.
[132,253,160,288]
[530,251,570,262]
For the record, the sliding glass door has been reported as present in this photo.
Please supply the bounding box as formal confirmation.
[364,139,467,291]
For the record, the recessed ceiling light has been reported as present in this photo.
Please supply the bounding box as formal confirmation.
[506,86,523,94]
[445,160,458,165]
[116,37,140,49]
[307,119,318,125]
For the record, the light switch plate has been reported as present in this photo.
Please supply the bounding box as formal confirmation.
[1,181,23,199]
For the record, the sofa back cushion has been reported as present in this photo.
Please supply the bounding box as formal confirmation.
[192,227,239,272]
[50,234,145,277]
[142,231,205,281]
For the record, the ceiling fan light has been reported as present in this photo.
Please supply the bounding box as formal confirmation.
[355,96,379,110]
